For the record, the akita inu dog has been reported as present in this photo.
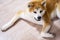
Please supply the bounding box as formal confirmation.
[1,0,60,38]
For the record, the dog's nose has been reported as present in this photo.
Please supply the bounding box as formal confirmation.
[38,16,41,21]
[37,16,41,19]
[34,16,41,21]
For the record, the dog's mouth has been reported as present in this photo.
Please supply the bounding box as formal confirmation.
[34,17,41,21]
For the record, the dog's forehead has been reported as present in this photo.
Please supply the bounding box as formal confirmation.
[28,1,42,5]
[28,1,46,12]
[28,0,45,5]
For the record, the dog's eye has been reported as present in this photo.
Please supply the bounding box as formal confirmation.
[28,4,33,8]
[40,10,43,13]
[28,5,31,7]
[34,11,37,14]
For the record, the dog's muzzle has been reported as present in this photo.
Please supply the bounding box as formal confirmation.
[34,16,41,21]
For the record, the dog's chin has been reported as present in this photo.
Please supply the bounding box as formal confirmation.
[34,17,41,21]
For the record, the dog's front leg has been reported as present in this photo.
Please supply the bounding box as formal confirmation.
[1,11,22,31]
[40,20,54,38]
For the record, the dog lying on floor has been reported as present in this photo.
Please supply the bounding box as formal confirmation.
[1,0,60,38]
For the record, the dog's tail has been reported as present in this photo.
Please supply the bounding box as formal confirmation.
[1,10,23,31]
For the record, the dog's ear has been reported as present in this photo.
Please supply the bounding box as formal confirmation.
[41,1,46,7]
[28,2,34,8]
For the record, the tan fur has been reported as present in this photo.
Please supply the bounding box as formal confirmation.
[28,0,49,33]
[17,10,23,15]
[42,0,60,32]
[28,0,60,36]
[28,0,46,12]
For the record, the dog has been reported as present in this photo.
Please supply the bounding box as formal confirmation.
[1,0,60,38]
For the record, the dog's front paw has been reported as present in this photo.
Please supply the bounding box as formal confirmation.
[1,25,8,31]
[1,27,6,31]
[40,33,54,38]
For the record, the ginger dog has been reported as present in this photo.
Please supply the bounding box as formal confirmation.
[1,0,60,38]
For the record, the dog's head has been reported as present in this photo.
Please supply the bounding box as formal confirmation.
[28,0,46,21]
